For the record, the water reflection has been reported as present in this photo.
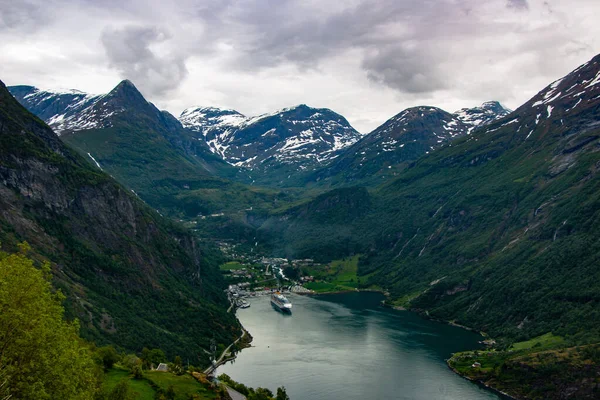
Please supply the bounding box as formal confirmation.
[219,292,504,400]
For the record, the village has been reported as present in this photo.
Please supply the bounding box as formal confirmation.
[222,255,317,308]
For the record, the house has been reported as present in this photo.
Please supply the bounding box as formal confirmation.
[156,363,169,372]
[471,362,481,368]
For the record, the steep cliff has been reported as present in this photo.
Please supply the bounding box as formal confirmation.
[0,80,239,361]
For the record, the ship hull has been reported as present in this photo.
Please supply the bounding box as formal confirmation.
[270,299,292,314]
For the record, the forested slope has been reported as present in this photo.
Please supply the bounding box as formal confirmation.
[262,54,600,343]
[0,80,239,362]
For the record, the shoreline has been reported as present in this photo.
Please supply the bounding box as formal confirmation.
[204,327,250,375]
[298,287,385,296]
[309,288,515,399]
[447,363,518,400]
[226,290,516,400]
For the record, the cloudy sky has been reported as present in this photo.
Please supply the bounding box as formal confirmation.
[1,0,599,132]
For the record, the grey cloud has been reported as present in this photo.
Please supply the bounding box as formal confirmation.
[0,0,51,32]
[362,45,448,94]
[2,0,599,133]
[101,25,188,97]
[192,0,483,96]
[507,0,529,10]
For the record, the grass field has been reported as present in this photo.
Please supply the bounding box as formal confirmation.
[510,332,564,351]
[103,368,156,399]
[219,261,244,270]
[103,366,216,400]
[146,371,217,400]
[303,255,361,293]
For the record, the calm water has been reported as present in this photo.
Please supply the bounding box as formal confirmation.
[219,292,504,400]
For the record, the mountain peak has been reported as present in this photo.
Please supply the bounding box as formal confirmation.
[453,101,512,132]
[107,79,145,102]
[115,79,136,89]
[179,106,247,133]
[8,79,155,134]
[178,102,361,177]
[517,53,600,118]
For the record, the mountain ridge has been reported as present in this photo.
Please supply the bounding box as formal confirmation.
[305,101,511,187]
[257,53,600,347]
[0,79,240,361]
[178,103,363,185]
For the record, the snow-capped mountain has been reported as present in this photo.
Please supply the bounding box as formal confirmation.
[8,80,167,135]
[9,80,238,209]
[8,85,105,134]
[308,101,511,186]
[479,53,600,146]
[519,55,600,119]
[180,106,247,133]
[10,80,185,137]
[454,101,512,132]
[309,106,468,184]
[179,104,362,174]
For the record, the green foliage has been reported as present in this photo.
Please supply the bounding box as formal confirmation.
[217,374,284,400]
[142,348,167,369]
[282,266,299,280]
[173,356,184,375]
[0,82,240,364]
[102,368,156,399]
[303,256,360,293]
[97,346,121,371]
[109,380,131,400]
[276,387,290,400]
[219,261,244,271]
[145,370,216,400]
[0,248,99,399]
[449,343,600,399]
[257,99,600,345]
[510,333,564,351]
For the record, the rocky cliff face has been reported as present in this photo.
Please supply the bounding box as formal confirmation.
[0,80,239,359]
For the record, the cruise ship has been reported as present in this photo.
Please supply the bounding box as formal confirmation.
[270,292,292,313]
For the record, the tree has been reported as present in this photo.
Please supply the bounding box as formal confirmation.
[109,380,130,400]
[249,387,273,400]
[141,348,166,369]
[123,354,142,371]
[166,385,176,400]
[276,386,290,400]
[283,266,299,281]
[173,355,183,375]
[0,246,99,399]
[97,346,120,371]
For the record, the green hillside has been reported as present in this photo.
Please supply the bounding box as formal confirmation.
[258,54,600,345]
[0,79,239,362]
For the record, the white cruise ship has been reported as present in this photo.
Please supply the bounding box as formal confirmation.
[270,292,292,313]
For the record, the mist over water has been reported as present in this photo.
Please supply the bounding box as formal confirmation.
[219,292,504,400]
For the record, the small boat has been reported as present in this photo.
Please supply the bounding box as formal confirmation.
[239,299,250,308]
[270,292,292,313]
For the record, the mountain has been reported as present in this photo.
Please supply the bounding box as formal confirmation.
[179,104,362,186]
[454,101,512,132]
[259,53,600,350]
[8,85,103,133]
[8,81,290,221]
[179,106,247,145]
[0,79,239,361]
[308,102,509,187]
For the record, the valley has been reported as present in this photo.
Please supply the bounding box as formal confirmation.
[3,48,600,399]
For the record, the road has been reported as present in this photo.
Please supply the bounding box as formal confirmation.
[226,386,248,400]
[203,328,247,375]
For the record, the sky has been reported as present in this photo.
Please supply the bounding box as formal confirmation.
[1,0,599,133]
